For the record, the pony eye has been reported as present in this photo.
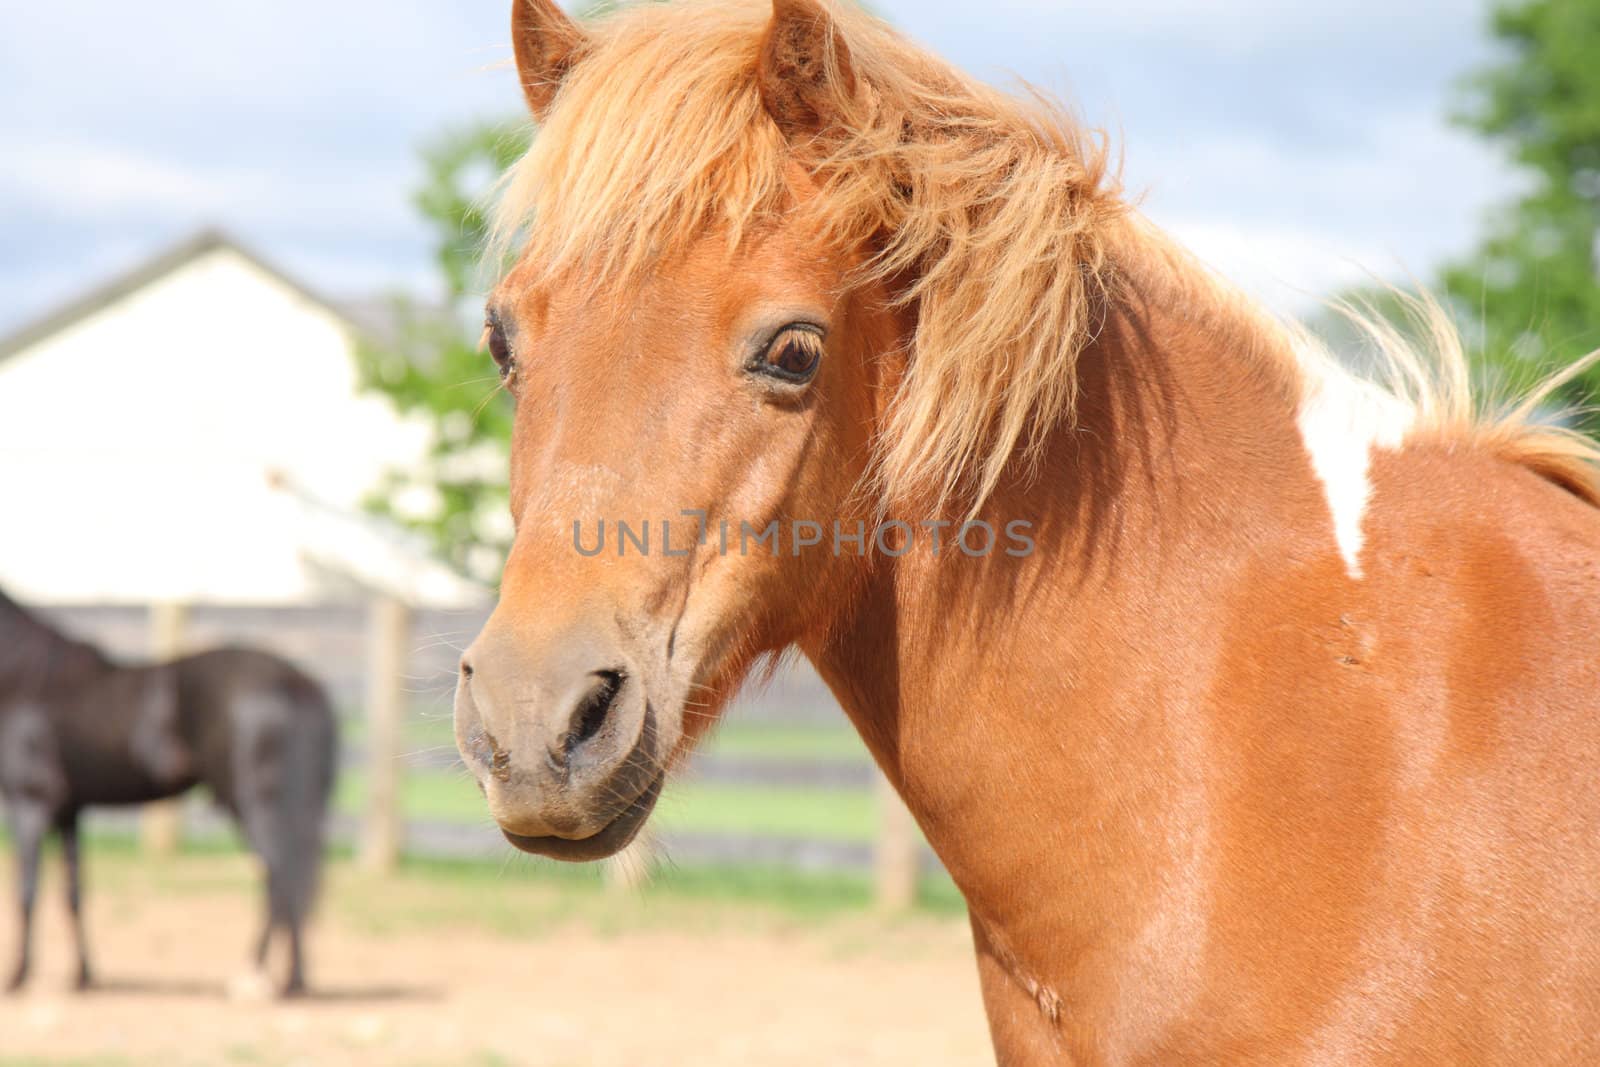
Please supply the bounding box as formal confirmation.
[483,314,514,379]
[755,327,823,384]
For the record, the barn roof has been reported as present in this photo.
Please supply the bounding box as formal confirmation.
[0,227,364,365]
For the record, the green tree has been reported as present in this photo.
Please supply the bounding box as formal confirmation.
[358,0,643,581]
[1444,0,1600,417]
[358,120,530,583]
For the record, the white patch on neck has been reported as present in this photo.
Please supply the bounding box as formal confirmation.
[1294,356,1414,579]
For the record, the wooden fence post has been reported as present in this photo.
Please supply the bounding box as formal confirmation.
[141,601,188,856]
[361,594,410,874]
[874,770,918,912]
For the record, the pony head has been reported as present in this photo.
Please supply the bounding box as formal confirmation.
[455,0,1117,858]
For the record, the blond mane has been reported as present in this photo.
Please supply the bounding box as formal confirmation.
[493,0,1600,511]
[1297,292,1600,506]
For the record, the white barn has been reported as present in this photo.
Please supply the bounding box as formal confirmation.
[0,229,482,608]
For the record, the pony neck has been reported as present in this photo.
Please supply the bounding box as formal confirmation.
[808,227,1332,990]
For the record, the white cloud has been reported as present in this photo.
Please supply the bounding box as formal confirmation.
[2,142,241,217]
[1131,109,1515,287]
[1,138,416,236]
[0,0,1521,334]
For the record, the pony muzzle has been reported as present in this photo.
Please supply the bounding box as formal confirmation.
[454,626,663,859]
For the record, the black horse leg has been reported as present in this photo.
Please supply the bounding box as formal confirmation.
[235,788,283,989]
[254,909,274,970]
[5,801,48,992]
[252,859,307,996]
[59,810,91,990]
[283,914,305,996]
[263,864,306,996]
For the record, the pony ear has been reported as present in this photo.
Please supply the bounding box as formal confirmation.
[758,0,859,144]
[511,0,590,121]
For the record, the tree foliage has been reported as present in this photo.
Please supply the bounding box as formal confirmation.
[1443,0,1600,417]
[357,120,530,583]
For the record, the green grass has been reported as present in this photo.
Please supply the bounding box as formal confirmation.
[334,765,484,824]
[653,780,876,841]
[36,836,964,926]
[701,721,868,762]
[349,853,964,934]
[395,848,966,924]
[334,768,880,842]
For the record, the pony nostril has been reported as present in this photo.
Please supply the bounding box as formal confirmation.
[566,669,624,758]
[461,722,510,779]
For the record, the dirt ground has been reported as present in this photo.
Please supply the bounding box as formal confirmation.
[0,852,992,1066]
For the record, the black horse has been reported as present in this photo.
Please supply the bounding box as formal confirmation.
[0,588,336,994]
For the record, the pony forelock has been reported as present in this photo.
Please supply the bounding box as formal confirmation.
[1295,290,1600,506]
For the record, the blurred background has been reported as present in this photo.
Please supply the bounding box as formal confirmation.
[2,1,1597,1064]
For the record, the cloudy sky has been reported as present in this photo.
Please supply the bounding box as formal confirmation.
[0,0,1516,337]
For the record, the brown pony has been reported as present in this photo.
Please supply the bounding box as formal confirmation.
[453,1,1600,1061]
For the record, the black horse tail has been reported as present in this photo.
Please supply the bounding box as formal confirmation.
[234,669,337,937]
[271,674,336,926]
